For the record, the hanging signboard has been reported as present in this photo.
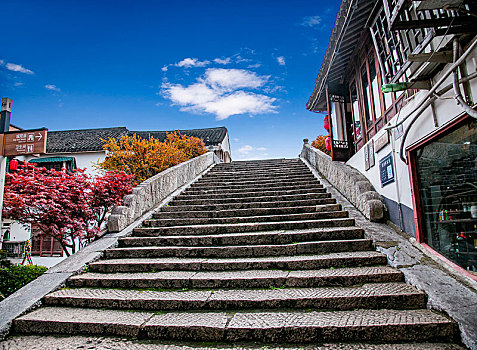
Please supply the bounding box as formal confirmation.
[3,128,47,156]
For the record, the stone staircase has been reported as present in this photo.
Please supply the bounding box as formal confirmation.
[13,158,458,345]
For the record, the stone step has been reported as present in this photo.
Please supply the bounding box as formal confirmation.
[197,174,317,185]
[143,210,348,227]
[170,192,332,206]
[104,239,373,259]
[44,283,427,311]
[176,188,328,201]
[132,218,355,236]
[120,226,363,248]
[203,170,311,179]
[153,204,341,219]
[186,182,323,194]
[205,169,310,177]
[160,198,337,212]
[14,307,454,342]
[190,178,320,190]
[67,266,403,289]
[89,251,386,272]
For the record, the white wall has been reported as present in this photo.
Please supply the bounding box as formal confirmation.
[346,45,477,212]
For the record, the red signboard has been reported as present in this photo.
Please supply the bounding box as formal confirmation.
[3,129,47,156]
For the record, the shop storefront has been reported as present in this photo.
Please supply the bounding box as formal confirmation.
[409,116,477,274]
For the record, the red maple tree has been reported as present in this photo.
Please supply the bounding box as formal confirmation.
[3,163,133,256]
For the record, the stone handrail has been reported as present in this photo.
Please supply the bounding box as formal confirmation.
[107,152,219,232]
[300,141,384,222]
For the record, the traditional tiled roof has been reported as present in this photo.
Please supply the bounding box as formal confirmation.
[306,0,375,112]
[130,127,228,147]
[46,127,129,153]
[46,126,227,153]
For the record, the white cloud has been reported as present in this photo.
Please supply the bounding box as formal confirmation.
[213,57,231,65]
[14,82,23,87]
[301,15,322,27]
[45,84,60,92]
[233,138,239,142]
[5,63,34,74]
[256,147,267,151]
[203,68,268,91]
[175,58,210,68]
[247,63,262,69]
[161,68,277,120]
[0,60,4,65]
[277,56,286,66]
[161,66,168,72]
[238,145,253,154]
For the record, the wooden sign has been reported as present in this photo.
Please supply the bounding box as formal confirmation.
[375,131,390,153]
[3,129,47,156]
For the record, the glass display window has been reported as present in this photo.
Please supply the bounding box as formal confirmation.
[413,118,477,273]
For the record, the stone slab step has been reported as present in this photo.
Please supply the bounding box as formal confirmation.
[177,188,327,200]
[153,204,341,219]
[170,193,332,206]
[143,211,348,227]
[121,226,362,248]
[44,283,427,311]
[160,198,337,212]
[0,336,465,350]
[203,171,311,180]
[104,239,373,259]
[197,174,317,185]
[190,179,320,190]
[89,251,387,272]
[14,307,455,343]
[132,218,355,236]
[68,266,403,289]
[186,182,323,194]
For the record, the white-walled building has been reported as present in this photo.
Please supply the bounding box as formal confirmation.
[2,126,231,264]
[307,0,477,281]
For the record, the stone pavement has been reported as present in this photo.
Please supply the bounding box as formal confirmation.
[2,159,471,348]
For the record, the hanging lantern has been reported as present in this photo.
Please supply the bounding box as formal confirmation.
[9,159,18,171]
[325,136,332,151]
[323,115,330,131]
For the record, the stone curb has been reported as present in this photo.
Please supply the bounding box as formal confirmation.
[300,156,477,350]
[0,161,218,340]
[300,143,384,221]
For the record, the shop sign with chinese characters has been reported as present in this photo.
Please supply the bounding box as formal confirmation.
[3,129,47,156]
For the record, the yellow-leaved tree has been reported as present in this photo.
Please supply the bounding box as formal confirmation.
[97,131,208,185]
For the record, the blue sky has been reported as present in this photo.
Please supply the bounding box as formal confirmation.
[0,0,337,160]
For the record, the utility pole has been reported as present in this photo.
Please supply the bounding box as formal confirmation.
[0,97,12,244]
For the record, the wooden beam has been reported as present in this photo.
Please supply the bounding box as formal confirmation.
[393,16,474,30]
[416,0,464,11]
[408,51,453,63]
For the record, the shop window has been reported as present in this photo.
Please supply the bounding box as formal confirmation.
[414,118,477,273]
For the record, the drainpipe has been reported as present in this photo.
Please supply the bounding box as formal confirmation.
[453,37,477,119]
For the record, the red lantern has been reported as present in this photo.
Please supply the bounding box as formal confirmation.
[323,115,330,131]
[9,159,18,171]
[325,136,332,151]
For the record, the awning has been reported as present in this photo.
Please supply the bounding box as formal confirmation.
[28,157,74,163]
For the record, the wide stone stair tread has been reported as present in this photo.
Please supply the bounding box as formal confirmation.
[133,218,356,236]
[152,203,341,219]
[14,307,454,342]
[185,183,324,194]
[104,239,373,259]
[177,188,327,200]
[44,282,427,311]
[143,210,348,227]
[89,251,388,272]
[120,226,364,247]
[171,193,332,206]
[67,266,404,289]
[160,198,337,212]
[190,179,321,189]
